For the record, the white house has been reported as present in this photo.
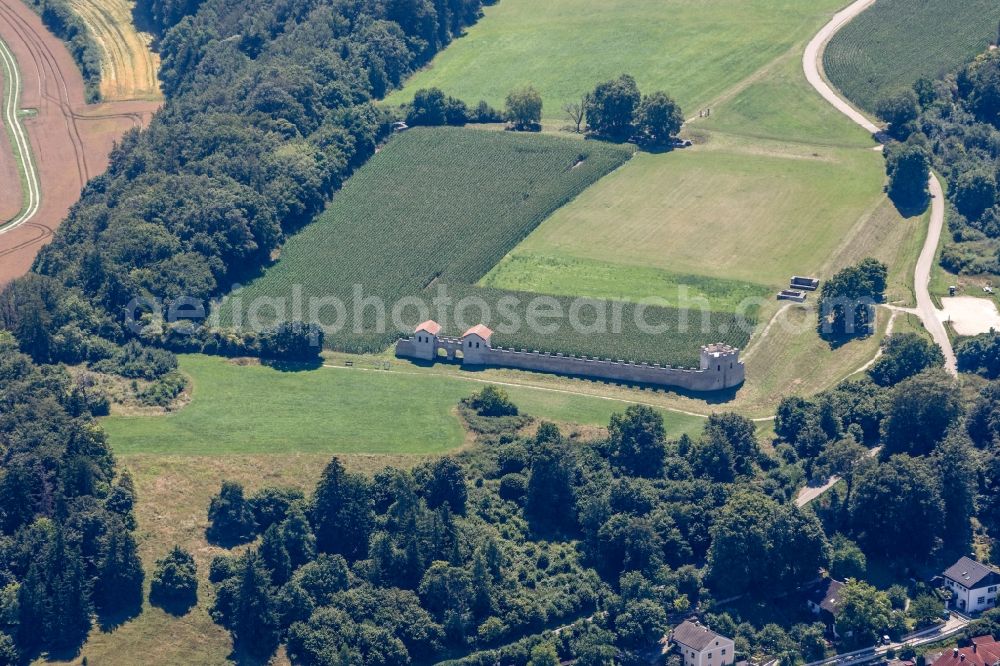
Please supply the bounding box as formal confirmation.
[942,556,1000,613]
[670,620,736,666]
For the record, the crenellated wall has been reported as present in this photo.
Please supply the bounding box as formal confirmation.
[395,336,744,392]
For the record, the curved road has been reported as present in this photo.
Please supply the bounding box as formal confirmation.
[0,33,40,235]
[803,0,957,375]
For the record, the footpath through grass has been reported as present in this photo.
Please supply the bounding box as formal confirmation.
[102,354,706,455]
[824,0,1000,113]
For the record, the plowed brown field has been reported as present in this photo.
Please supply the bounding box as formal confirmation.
[0,0,160,284]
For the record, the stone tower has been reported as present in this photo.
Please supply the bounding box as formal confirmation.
[699,342,745,389]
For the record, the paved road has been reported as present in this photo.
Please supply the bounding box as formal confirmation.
[920,175,957,373]
[807,612,968,666]
[802,0,956,376]
[0,34,40,234]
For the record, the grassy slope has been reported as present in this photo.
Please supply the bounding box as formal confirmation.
[102,354,706,455]
[385,0,845,123]
[824,0,1000,113]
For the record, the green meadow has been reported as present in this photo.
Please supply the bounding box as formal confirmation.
[385,0,854,123]
[102,354,706,455]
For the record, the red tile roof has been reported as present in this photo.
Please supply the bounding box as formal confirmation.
[463,324,493,340]
[931,637,1000,666]
[415,320,441,336]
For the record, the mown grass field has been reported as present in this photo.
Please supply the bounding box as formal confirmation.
[384,0,854,123]
[824,0,1000,113]
[102,354,707,455]
[66,0,162,101]
[218,127,753,366]
[482,253,771,313]
[487,138,885,291]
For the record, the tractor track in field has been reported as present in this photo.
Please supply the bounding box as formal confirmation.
[0,24,41,238]
[0,0,159,282]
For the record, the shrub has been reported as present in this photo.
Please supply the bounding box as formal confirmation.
[499,473,528,502]
[248,487,305,532]
[468,385,519,417]
[150,546,198,615]
[90,340,178,379]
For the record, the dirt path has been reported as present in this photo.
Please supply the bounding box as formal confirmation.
[0,32,39,232]
[0,0,160,284]
[0,46,23,221]
[803,0,957,375]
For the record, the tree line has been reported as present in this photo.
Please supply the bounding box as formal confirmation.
[0,332,142,663]
[876,48,1000,273]
[403,73,685,147]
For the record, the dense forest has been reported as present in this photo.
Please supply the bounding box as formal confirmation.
[0,333,142,663]
[876,49,1000,275]
[190,339,1000,663]
[0,0,493,369]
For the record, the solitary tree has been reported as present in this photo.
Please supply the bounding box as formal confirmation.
[634,91,684,147]
[586,74,641,140]
[150,545,198,615]
[564,94,588,133]
[207,481,257,546]
[505,86,542,130]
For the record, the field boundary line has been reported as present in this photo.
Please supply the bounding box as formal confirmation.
[0,33,40,233]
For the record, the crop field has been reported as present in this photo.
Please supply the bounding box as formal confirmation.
[385,0,854,123]
[217,127,752,366]
[102,354,707,455]
[66,0,161,101]
[824,0,1000,113]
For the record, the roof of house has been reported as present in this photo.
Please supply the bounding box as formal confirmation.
[806,578,845,614]
[930,636,1000,666]
[943,556,1000,588]
[414,320,441,336]
[671,620,730,652]
[462,324,493,340]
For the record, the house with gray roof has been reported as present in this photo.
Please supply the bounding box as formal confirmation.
[942,556,1000,613]
[669,620,735,666]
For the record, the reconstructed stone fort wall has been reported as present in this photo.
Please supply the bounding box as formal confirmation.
[396,336,744,392]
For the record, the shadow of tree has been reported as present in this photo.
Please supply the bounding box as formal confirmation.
[96,598,143,632]
[261,358,324,372]
[149,589,198,617]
